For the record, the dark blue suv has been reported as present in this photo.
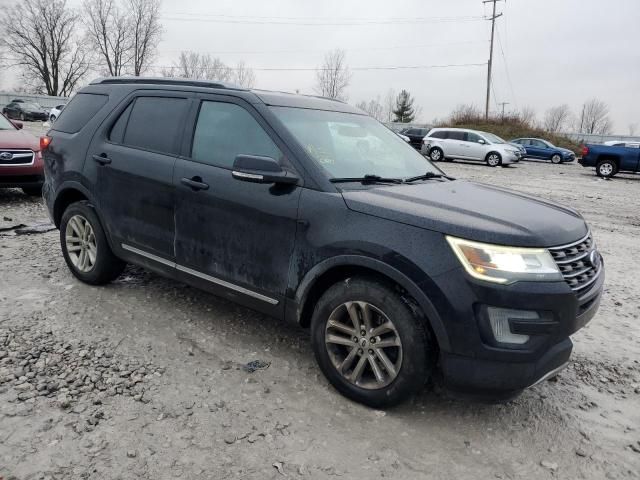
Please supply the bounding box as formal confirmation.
[41,78,604,407]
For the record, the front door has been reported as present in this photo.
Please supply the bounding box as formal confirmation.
[174,97,301,314]
[87,92,191,260]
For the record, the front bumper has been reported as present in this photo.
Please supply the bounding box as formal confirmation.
[0,153,45,188]
[502,152,520,164]
[432,261,604,394]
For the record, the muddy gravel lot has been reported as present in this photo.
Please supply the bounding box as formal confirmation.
[1,158,639,480]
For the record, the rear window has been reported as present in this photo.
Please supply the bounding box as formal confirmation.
[53,93,108,133]
[122,97,188,155]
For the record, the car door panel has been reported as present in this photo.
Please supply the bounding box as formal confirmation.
[86,92,191,260]
[174,96,301,316]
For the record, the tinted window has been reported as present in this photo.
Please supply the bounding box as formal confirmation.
[531,140,546,148]
[123,97,188,155]
[405,128,418,135]
[191,101,282,168]
[428,131,447,139]
[109,103,133,144]
[53,93,109,134]
[448,131,466,141]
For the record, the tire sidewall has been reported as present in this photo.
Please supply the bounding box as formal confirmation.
[310,278,431,408]
[59,201,122,285]
[486,152,502,167]
[596,160,616,178]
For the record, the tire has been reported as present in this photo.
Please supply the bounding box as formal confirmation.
[596,159,617,178]
[50,115,56,122]
[310,277,434,408]
[486,152,502,167]
[429,147,444,162]
[59,200,126,285]
[20,112,25,122]
[22,185,43,197]
[551,154,562,164]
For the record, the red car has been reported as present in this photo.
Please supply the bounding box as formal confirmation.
[0,112,43,196]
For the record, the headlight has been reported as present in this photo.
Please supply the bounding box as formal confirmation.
[446,236,562,284]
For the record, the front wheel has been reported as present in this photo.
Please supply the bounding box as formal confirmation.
[429,147,444,162]
[551,154,562,164]
[60,201,126,285]
[596,159,617,178]
[486,152,502,167]
[311,277,434,408]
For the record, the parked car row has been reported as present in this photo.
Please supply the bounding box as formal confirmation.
[1,99,66,122]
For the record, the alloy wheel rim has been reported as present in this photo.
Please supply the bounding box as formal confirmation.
[488,155,499,165]
[552,154,561,163]
[600,163,613,175]
[324,301,403,390]
[431,150,441,161]
[65,214,97,273]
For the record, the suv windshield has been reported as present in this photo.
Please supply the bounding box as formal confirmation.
[270,107,439,179]
[482,132,506,144]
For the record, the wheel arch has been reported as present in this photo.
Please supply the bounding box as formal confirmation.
[596,154,620,168]
[290,255,451,351]
[52,182,95,227]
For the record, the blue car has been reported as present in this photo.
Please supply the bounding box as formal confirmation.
[510,138,576,163]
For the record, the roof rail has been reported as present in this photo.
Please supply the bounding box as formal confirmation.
[89,77,246,91]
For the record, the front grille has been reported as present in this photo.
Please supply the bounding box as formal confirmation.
[0,149,34,166]
[549,232,601,293]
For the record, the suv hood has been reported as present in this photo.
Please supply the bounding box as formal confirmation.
[0,129,39,150]
[341,180,587,247]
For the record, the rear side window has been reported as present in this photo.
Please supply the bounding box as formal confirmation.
[191,101,282,168]
[122,97,188,155]
[53,93,108,133]
[448,131,466,141]
[429,131,447,139]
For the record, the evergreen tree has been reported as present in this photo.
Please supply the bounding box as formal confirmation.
[392,90,415,123]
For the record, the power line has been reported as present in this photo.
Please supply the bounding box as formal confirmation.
[496,28,518,110]
[160,14,486,26]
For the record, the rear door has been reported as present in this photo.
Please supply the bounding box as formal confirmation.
[446,131,467,158]
[87,91,191,260]
[173,95,301,316]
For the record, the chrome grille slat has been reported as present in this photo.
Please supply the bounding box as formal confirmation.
[549,232,601,293]
[0,149,35,166]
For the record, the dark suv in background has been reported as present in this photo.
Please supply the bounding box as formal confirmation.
[42,78,604,407]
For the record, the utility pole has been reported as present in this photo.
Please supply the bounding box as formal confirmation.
[484,0,503,120]
[499,102,510,120]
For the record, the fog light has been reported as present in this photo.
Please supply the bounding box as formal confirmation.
[487,307,538,345]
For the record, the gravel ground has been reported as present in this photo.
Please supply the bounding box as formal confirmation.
[1,158,639,480]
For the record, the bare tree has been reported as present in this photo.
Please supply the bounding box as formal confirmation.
[518,106,537,127]
[576,98,612,135]
[83,0,130,76]
[450,104,483,124]
[128,0,162,76]
[231,61,256,88]
[383,89,396,123]
[314,49,351,101]
[356,97,385,121]
[0,0,90,96]
[543,104,572,133]
[162,51,232,81]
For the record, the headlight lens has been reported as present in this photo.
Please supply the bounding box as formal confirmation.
[446,236,562,284]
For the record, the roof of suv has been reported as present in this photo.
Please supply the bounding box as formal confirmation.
[89,77,362,114]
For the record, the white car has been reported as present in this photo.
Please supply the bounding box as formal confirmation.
[49,104,66,122]
[421,127,521,167]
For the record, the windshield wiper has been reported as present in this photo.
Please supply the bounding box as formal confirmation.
[330,174,404,184]
[404,171,455,183]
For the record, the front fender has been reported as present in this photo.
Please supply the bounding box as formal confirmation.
[289,254,451,352]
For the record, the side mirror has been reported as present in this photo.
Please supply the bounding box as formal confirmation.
[11,120,23,130]
[232,154,299,185]
[477,139,486,144]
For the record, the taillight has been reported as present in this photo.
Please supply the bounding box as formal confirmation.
[581,145,589,157]
[40,136,52,151]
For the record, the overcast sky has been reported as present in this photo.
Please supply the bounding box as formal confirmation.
[1,0,639,132]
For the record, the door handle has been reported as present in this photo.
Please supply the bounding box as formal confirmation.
[181,176,209,191]
[92,154,112,165]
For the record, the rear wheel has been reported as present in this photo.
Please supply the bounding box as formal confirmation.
[596,159,617,178]
[50,115,56,122]
[311,277,434,408]
[551,153,562,164]
[60,201,125,285]
[486,152,502,167]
